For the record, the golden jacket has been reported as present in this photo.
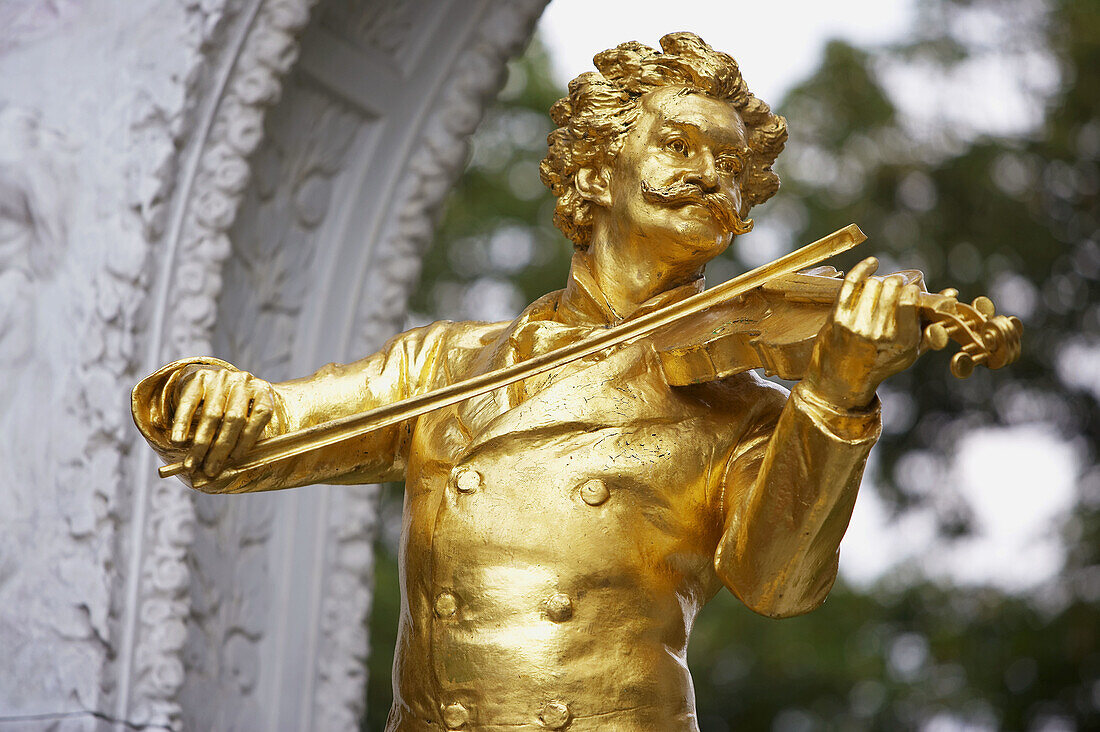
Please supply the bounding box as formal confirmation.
[133,261,880,731]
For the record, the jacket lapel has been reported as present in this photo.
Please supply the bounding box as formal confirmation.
[461,338,665,455]
[449,258,705,452]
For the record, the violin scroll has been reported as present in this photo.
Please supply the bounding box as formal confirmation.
[918,289,1023,379]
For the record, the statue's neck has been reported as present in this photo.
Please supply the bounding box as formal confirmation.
[582,226,705,321]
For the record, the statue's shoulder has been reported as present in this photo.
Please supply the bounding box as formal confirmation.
[397,317,513,376]
[418,316,513,349]
[432,288,565,347]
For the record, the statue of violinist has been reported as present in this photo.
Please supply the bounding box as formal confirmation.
[132,33,1021,732]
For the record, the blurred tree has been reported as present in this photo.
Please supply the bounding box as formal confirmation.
[365,1,1099,728]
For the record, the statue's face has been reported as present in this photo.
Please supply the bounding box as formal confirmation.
[606,86,749,264]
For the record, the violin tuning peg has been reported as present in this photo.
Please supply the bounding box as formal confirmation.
[922,322,950,351]
[973,296,995,317]
[982,327,1000,351]
[951,351,975,379]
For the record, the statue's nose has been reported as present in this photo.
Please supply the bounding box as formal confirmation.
[684,150,719,192]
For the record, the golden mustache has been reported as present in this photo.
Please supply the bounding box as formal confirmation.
[640,180,754,235]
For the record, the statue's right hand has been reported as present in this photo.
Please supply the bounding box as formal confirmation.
[169,368,276,478]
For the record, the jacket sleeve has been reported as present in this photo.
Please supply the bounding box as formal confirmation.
[131,321,454,494]
[713,378,881,618]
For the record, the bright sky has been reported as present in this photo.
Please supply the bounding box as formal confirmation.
[538,0,915,104]
[538,0,1059,139]
[843,425,1079,591]
[536,0,1079,594]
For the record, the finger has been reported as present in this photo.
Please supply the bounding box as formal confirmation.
[188,370,229,471]
[836,257,880,314]
[874,275,903,340]
[204,379,249,477]
[897,283,922,346]
[853,275,882,335]
[171,372,205,444]
[230,387,275,461]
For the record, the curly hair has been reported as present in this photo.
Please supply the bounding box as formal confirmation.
[539,32,788,251]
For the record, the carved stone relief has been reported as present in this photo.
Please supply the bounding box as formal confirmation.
[347,0,552,357]
[0,0,247,724]
[181,77,366,730]
[318,0,418,67]
[0,104,94,717]
[0,0,547,728]
[128,1,319,726]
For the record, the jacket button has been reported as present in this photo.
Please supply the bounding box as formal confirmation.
[538,701,571,729]
[442,702,469,729]
[434,592,457,618]
[545,593,573,622]
[579,478,609,506]
[453,466,482,493]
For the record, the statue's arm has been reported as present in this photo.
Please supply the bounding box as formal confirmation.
[713,256,919,617]
[712,380,880,618]
[131,322,454,493]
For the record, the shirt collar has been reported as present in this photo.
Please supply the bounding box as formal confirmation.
[556,254,705,327]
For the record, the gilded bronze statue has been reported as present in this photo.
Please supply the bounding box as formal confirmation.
[132,33,1021,731]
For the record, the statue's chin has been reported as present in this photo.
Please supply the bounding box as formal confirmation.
[665,219,730,260]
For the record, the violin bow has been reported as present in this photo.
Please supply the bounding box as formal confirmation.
[160,224,867,485]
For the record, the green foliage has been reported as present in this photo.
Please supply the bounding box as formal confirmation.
[365,3,1099,728]
[691,583,1099,730]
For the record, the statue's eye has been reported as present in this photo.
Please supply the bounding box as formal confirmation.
[667,138,688,156]
[717,155,744,175]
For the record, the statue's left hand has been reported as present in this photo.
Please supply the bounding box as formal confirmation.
[802,257,921,410]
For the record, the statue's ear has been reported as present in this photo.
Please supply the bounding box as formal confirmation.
[575,167,612,208]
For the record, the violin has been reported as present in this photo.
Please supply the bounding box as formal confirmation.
[654,266,1022,386]
[157,224,1022,486]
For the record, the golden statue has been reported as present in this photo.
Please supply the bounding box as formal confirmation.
[132,33,1021,731]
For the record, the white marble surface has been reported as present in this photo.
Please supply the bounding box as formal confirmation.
[0,0,546,728]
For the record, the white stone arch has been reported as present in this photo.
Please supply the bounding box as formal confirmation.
[124,0,549,729]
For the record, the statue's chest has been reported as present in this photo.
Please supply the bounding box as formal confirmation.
[408,339,716,492]
[398,342,730,594]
